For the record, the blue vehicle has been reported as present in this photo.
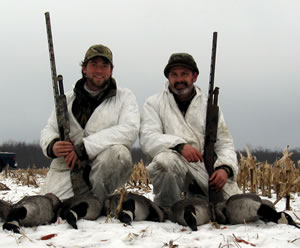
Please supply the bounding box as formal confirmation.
[0,152,17,172]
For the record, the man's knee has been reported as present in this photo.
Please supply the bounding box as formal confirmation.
[90,145,133,199]
[148,150,182,173]
[91,145,134,185]
[92,145,132,168]
[112,145,132,165]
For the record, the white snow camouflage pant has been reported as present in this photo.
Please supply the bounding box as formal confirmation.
[147,150,241,207]
[40,145,133,201]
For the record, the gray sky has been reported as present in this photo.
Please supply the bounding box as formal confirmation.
[1,0,299,150]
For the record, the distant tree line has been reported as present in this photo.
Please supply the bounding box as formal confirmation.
[0,141,148,169]
[0,141,299,169]
[0,141,50,169]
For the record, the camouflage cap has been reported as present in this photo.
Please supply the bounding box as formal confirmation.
[164,53,199,78]
[83,44,113,65]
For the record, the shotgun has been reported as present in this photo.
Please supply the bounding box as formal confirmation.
[44,12,70,142]
[203,32,224,204]
[45,12,91,195]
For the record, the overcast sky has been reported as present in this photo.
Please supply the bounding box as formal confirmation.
[1,0,299,151]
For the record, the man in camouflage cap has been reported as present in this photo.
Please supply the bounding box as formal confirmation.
[40,44,140,215]
[139,52,240,208]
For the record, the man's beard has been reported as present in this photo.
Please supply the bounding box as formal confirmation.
[86,76,110,91]
[172,81,194,99]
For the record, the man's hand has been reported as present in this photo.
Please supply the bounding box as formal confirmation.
[209,169,228,192]
[52,141,80,170]
[53,141,74,157]
[65,150,81,170]
[181,144,203,163]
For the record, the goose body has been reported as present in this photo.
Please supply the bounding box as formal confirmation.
[104,192,164,224]
[215,193,300,228]
[169,197,211,231]
[3,193,61,233]
[224,193,263,224]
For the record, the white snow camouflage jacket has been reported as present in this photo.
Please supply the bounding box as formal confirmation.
[40,82,140,160]
[139,82,239,179]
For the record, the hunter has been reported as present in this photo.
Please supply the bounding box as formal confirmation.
[40,44,140,202]
[139,53,240,208]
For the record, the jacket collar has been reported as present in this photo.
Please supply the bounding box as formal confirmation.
[74,77,117,103]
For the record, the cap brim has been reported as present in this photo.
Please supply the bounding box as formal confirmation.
[85,54,113,65]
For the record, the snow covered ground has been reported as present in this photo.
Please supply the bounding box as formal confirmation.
[1,172,300,248]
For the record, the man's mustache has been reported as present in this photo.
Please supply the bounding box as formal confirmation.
[174,81,188,88]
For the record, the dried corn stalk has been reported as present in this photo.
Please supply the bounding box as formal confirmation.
[127,161,151,192]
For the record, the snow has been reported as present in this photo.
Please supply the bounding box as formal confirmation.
[1,173,300,248]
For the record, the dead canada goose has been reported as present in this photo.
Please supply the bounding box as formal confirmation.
[2,193,61,233]
[0,199,12,221]
[103,192,165,225]
[168,197,211,231]
[215,193,300,228]
[59,193,102,229]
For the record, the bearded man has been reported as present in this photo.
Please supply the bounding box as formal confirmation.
[40,44,139,203]
[139,53,240,208]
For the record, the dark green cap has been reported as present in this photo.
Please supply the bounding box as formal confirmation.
[83,44,113,65]
[164,53,199,78]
